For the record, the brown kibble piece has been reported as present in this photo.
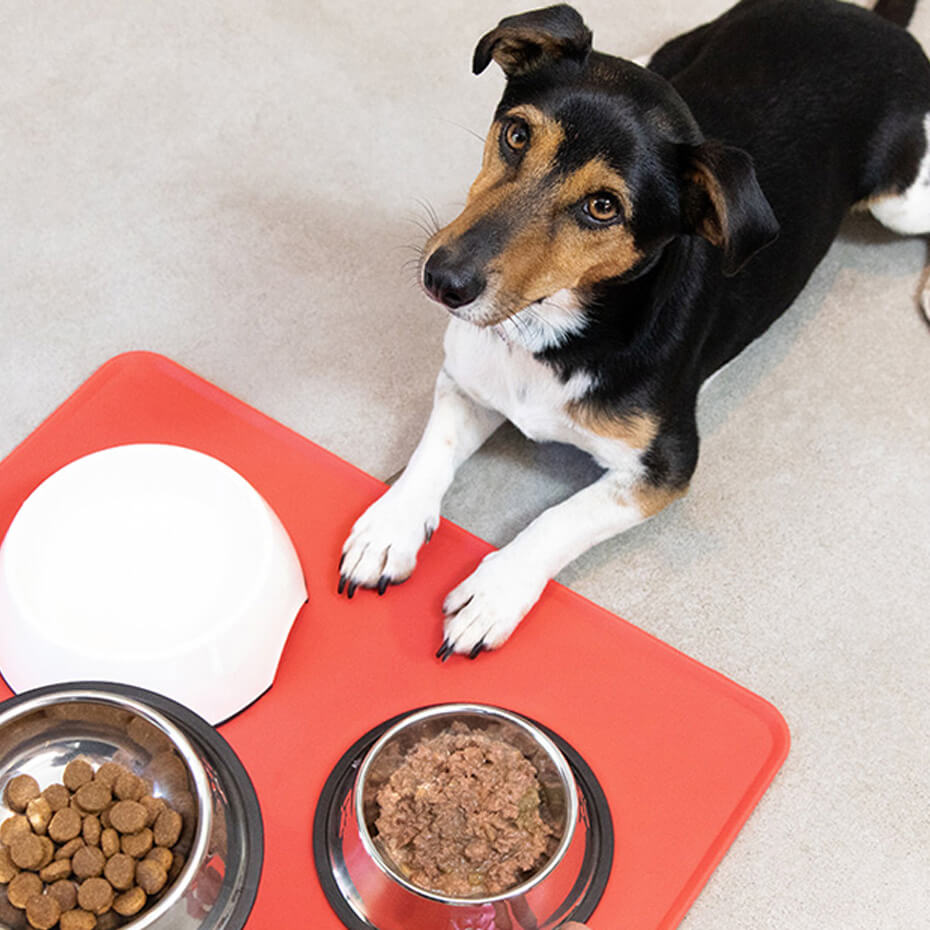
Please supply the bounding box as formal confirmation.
[93,763,127,790]
[7,871,43,908]
[121,828,153,859]
[113,773,145,802]
[25,893,61,930]
[102,854,134,892]
[109,801,146,835]
[82,815,101,847]
[1,813,32,845]
[135,857,168,895]
[62,761,95,792]
[37,836,55,869]
[26,797,53,835]
[166,851,184,882]
[112,885,146,917]
[55,838,84,861]
[49,808,83,843]
[73,783,111,814]
[10,833,46,870]
[60,910,97,930]
[39,858,72,883]
[77,877,113,915]
[0,845,20,882]
[139,796,166,828]
[41,784,71,813]
[145,846,173,872]
[100,829,119,859]
[152,809,182,848]
[47,879,78,912]
[5,774,40,812]
[72,846,105,880]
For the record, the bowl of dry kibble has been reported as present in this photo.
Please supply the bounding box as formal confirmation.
[0,683,263,930]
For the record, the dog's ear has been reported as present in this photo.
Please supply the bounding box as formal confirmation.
[681,140,779,276]
[473,4,592,77]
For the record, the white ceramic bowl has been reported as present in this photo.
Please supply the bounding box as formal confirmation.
[0,444,307,723]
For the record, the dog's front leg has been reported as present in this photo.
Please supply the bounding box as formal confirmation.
[339,368,504,596]
[439,470,686,657]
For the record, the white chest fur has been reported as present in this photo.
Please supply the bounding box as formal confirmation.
[442,319,645,478]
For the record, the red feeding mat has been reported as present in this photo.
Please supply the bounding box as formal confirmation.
[0,352,789,929]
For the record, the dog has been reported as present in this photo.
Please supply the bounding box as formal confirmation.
[339,0,930,658]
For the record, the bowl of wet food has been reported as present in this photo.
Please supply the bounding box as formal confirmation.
[0,683,263,930]
[333,703,593,930]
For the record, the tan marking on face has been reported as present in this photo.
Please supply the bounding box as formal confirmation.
[567,403,658,450]
[633,481,689,517]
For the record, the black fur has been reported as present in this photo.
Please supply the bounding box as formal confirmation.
[468,0,930,494]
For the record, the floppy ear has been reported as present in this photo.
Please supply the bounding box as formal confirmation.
[681,140,779,276]
[473,4,592,77]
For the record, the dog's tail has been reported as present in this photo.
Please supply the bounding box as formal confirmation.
[873,0,918,28]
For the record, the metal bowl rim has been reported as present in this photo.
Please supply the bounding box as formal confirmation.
[353,702,580,906]
[0,686,213,928]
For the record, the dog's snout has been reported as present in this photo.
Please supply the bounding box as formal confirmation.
[423,248,486,310]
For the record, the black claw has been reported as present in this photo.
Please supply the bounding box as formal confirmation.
[377,575,389,595]
[347,580,358,599]
[339,552,346,571]
[436,639,454,662]
[425,525,434,544]
[468,639,486,660]
[338,574,347,595]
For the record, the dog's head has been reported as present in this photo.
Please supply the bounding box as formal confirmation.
[422,4,779,339]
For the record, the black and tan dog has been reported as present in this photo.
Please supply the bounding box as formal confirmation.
[340,0,930,657]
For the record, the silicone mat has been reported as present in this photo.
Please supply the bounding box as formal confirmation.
[0,352,789,929]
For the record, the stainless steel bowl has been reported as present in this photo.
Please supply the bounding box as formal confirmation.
[335,704,588,930]
[0,683,263,929]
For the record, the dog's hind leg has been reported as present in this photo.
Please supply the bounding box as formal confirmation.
[869,113,930,317]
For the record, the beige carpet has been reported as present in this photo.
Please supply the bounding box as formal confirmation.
[2,2,928,927]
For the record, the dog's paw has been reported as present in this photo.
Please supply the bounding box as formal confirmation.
[339,488,438,597]
[437,551,548,658]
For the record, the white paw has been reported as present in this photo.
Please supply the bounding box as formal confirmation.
[437,550,549,658]
[339,486,438,597]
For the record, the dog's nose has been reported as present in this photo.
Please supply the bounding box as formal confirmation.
[423,248,485,310]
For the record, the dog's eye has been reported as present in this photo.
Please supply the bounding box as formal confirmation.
[583,193,622,224]
[502,119,530,153]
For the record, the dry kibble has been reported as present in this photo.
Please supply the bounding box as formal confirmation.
[0,845,20,882]
[41,785,71,813]
[59,910,97,930]
[102,854,134,892]
[37,837,55,870]
[109,801,146,835]
[152,809,182,848]
[166,851,184,883]
[98,808,111,830]
[121,828,153,859]
[135,857,167,895]
[139,796,165,828]
[82,816,101,848]
[25,892,61,930]
[55,838,84,861]
[5,774,41,812]
[7,871,43,908]
[73,783,111,815]
[71,846,105,880]
[26,797,53,835]
[1,813,32,845]
[95,910,120,930]
[39,858,72,883]
[113,773,144,802]
[145,846,173,872]
[93,763,127,790]
[77,877,113,915]
[112,885,146,917]
[48,808,83,844]
[62,761,94,793]
[100,829,119,859]
[10,833,46,870]
[47,879,78,912]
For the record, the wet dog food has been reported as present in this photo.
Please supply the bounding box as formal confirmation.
[1,760,186,929]
[374,723,557,897]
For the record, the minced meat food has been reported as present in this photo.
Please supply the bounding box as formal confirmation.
[373,723,556,897]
